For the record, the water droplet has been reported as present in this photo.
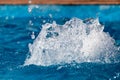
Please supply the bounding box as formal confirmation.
[31,32,35,39]
[43,20,46,23]
[29,20,33,26]
[49,14,52,18]
[28,7,32,13]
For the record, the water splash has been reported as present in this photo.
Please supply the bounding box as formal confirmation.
[24,18,119,66]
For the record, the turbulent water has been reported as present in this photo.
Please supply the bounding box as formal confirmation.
[0,5,120,80]
[25,18,119,66]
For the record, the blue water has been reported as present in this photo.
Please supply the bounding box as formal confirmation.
[0,5,120,80]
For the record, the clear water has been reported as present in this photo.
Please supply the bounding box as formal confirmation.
[0,5,120,80]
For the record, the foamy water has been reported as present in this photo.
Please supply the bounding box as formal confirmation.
[24,18,119,66]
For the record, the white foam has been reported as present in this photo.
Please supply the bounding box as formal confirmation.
[24,18,119,66]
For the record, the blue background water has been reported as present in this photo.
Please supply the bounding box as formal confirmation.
[0,5,120,80]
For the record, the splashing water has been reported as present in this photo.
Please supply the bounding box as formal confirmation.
[24,18,119,66]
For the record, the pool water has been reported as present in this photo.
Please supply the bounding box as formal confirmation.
[0,5,120,80]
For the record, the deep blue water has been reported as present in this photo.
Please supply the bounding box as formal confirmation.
[0,5,120,80]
